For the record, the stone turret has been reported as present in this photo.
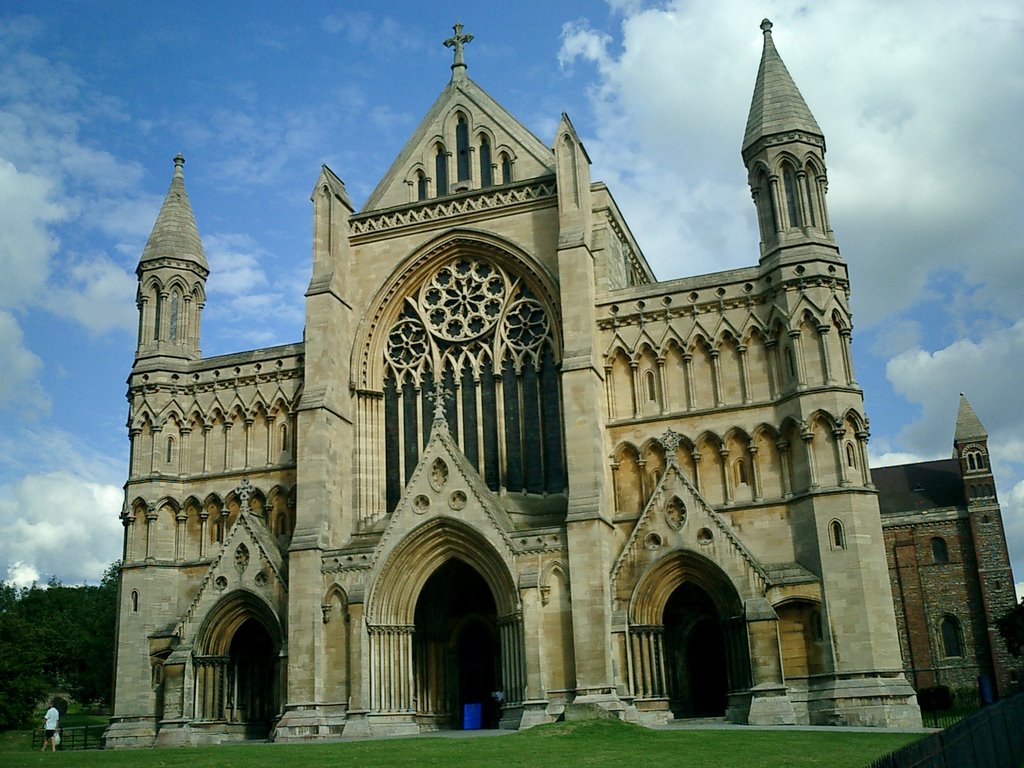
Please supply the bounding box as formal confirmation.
[134,154,208,365]
[742,20,836,262]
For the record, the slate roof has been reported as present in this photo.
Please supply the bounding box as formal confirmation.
[954,393,988,442]
[139,154,208,270]
[743,19,823,154]
[872,458,966,515]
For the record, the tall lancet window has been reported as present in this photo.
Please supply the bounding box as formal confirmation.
[456,115,470,182]
[434,144,448,197]
[382,256,565,513]
[479,134,492,187]
[169,290,180,342]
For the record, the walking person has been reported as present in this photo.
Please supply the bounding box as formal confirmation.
[42,701,59,752]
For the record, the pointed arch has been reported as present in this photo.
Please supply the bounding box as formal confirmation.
[368,517,518,625]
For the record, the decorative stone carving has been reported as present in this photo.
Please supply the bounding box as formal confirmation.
[413,494,430,514]
[430,458,449,491]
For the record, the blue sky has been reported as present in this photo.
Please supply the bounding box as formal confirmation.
[1,1,1022,592]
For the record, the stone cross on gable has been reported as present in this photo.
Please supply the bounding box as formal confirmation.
[427,380,451,428]
[444,22,473,71]
[658,429,684,467]
[235,478,253,514]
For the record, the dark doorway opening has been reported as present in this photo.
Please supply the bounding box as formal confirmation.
[664,583,729,718]
[227,618,276,736]
[414,559,501,729]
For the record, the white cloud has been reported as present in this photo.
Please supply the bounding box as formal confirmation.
[0,310,48,415]
[0,159,64,309]
[0,471,123,586]
[556,1,1024,330]
[47,255,137,335]
[5,561,39,588]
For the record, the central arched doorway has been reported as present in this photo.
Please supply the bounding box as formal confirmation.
[664,583,728,718]
[413,559,501,729]
[226,618,276,732]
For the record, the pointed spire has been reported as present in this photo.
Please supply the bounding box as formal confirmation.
[444,22,474,81]
[742,19,823,156]
[139,154,208,270]
[954,393,988,443]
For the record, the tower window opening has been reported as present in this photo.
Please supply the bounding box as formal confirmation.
[479,134,492,187]
[500,153,512,184]
[845,442,856,468]
[829,519,845,550]
[644,369,657,402]
[280,423,289,453]
[803,170,817,227]
[783,167,800,229]
[931,536,949,564]
[153,292,162,341]
[165,436,174,464]
[735,458,748,486]
[940,615,963,658]
[169,291,180,342]
[416,170,428,201]
[434,144,448,197]
[456,115,470,181]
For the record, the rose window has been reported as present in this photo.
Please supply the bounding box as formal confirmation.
[420,258,506,341]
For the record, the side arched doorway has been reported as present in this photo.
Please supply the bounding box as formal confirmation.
[414,559,501,729]
[629,550,750,720]
[194,592,282,738]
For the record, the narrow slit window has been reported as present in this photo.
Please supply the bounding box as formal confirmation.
[434,144,448,197]
[783,167,800,228]
[479,134,492,187]
[456,115,470,181]
[830,519,845,550]
[500,153,512,184]
[416,170,427,201]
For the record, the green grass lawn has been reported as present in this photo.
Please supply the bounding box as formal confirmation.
[0,719,921,768]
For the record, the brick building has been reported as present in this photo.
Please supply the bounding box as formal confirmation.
[876,395,1019,697]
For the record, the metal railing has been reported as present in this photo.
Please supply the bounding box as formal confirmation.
[31,724,105,751]
[868,694,1024,768]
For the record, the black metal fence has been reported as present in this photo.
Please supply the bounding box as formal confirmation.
[868,694,1024,768]
[31,724,106,751]
[920,687,981,729]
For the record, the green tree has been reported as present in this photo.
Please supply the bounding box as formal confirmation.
[0,583,48,729]
[996,598,1024,658]
[0,562,120,728]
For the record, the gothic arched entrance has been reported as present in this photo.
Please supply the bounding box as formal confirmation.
[414,559,500,729]
[664,583,728,718]
[193,592,282,737]
[628,550,751,720]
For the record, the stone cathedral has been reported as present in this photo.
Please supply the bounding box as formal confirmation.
[106,22,925,747]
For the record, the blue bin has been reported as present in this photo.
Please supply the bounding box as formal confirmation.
[463,702,482,730]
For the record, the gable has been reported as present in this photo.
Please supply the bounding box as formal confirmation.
[363,75,556,212]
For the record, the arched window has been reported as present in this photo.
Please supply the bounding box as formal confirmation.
[153,292,163,340]
[802,167,817,227]
[644,370,657,402]
[735,458,748,486]
[280,423,289,453]
[786,347,796,379]
[434,144,448,197]
[456,115,470,181]
[940,615,963,657]
[783,165,800,229]
[131,590,139,613]
[479,134,493,187]
[165,436,175,464]
[500,153,512,184]
[845,442,856,468]
[168,290,180,342]
[967,453,978,471]
[416,170,428,201]
[829,519,845,550]
[931,536,949,564]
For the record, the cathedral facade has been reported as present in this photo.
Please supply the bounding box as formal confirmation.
[106,22,923,747]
